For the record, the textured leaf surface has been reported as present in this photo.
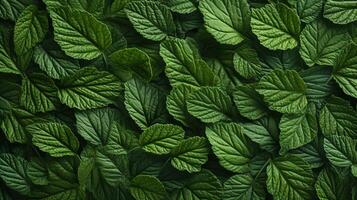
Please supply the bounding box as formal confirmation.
[297,0,323,23]
[0,0,25,21]
[251,3,300,50]
[241,123,277,152]
[223,174,265,200]
[257,69,307,114]
[167,0,196,14]
[324,135,357,167]
[324,0,357,24]
[233,45,261,79]
[130,175,167,200]
[199,0,250,45]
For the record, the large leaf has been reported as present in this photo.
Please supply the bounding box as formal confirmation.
[324,135,357,167]
[319,96,357,138]
[124,77,168,129]
[267,155,314,200]
[256,69,307,114]
[324,0,357,24]
[199,0,250,45]
[206,123,257,173]
[58,67,121,110]
[14,5,48,55]
[160,38,220,88]
[125,1,175,41]
[251,3,300,50]
[332,44,357,98]
[20,73,58,113]
[170,136,209,173]
[49,6,112,60]
[139,124,184,155]
[187,87,234,123]
[130,175,167,200]
[0,154,31,195]
[26,122,79,157]
[279,103,318,153]
[223,174,266,200]
[299,20,350,66]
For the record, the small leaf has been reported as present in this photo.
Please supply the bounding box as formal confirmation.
[324,135,357,167]
[223,174,266,200]
[324,0,357,24]
[130,175,167,200]
[296,0,323,23]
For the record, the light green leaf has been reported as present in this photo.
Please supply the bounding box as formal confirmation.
[14,5,48,55]
[223,174,266,200]
[319,96,357,138]
[279,103,318,153]
[166,85,197,127]
[0,154,31,195]
[167,0,196,14]
[187,87,234,123]
[20,73,58,113]
[0,0,25,21]
[109,48,153,81]
[49,7,112,60]
[324,135,357,167]
[125,1,175,41]
[332,44,357,98]
[58,67,121,110]
[26,122,79,157]
[139,124,184,155]
[251,3,300,50]
[324,0,357,24]
[233,85,268,120]
[267,155,314,200]
[170,170,222,200]
[233,44,262,79]
[124,77,168,129]
[199,0,250,45]
[160,38,220,88]
[296,0,323,23]
[241,123,277,152]
[170,136,209,173]
[315,167,352,200]
[68,0,105,16]
[257,69,307,114]
[33,46,79,79]
[299,20,350,66]
[206,123,257,173]
[76,107,120,146]
[130,175,167,200]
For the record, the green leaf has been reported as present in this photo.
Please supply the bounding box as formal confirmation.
[256,69,307,114]
[109,48,153,81]
[0,154,31,195]
[139,124,184,155]
[324,0,357,24]
[0,42,20,75]
[49,7,112,60]
[223,174,266,200]
[241,123,277,152]
[279,103,318,153]
[33,46,79,79]
[130,175,167,200]
[0,0,25,21]
[76,107,120,146]
[20,73,58,113]
[167,0,196,14]
[58,67,121,110]
[299,20,350,66]
[296,0,323,23]
[170,170,222,200]
[125,1,175,41]
[160,38,220,88]
[187,87,234,123]
[199,0,250,45]
[26,122,79,157]
[233,44,262,79]
[233,85,268,120]
[206,123,257,173]
[14,5,48,55]
[319,96,357,138]
[170,136,209,173]
[251,3,300,50]
[315,167,352,200]
[267,155,314,200]
[124,77,168,129]
[332,44,357,98]
[324,135,357,167]
[27,159,48,186]
[68,0,105,16]
[166,85,197,127]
